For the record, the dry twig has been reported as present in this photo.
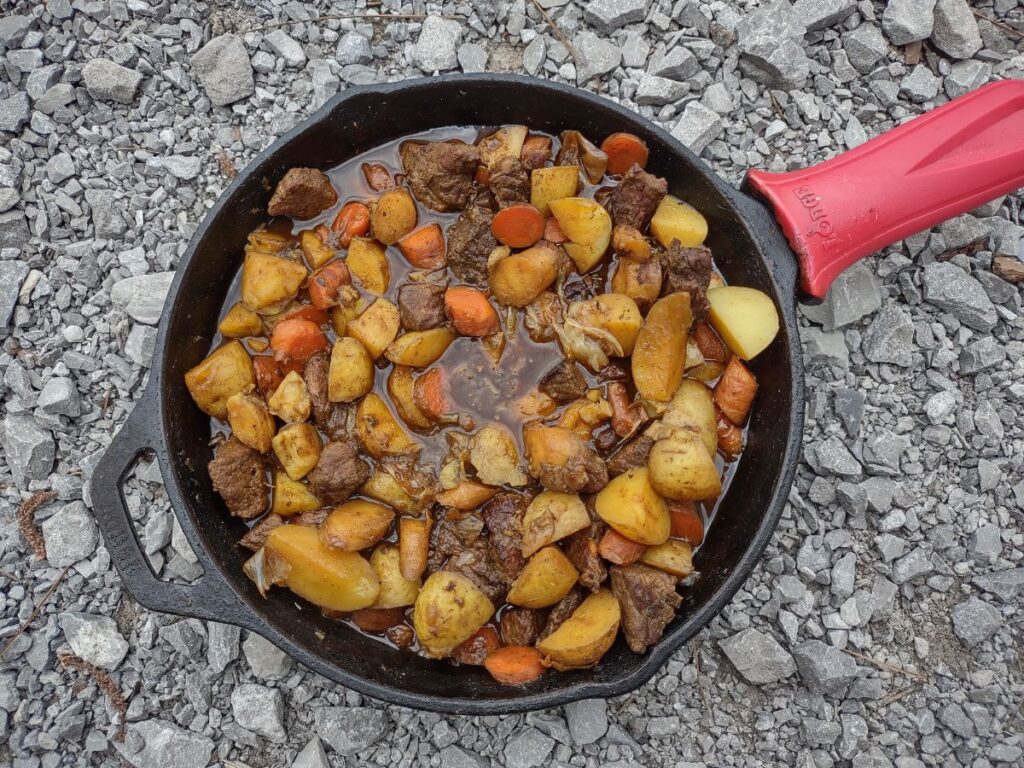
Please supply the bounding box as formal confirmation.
[972,10,1024,39]
[0,566,69,659]
[879,685,919,707]
[842,647,928,682]
[217,148,238,180]
[17,489,56,560]
[59,652,128,742]
[247,12,435,33]
[528,0,579,62]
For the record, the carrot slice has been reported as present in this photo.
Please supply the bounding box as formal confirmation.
[491,203,545,248]
[308,260,351,308]
[330,201,371,247]
[282,304,329,325]
[693,322,728,363]
[543,216,568,244]
[350,607,406,633]
[361,163,394,192]
[668,501,705,545]
[269,318,329,364]
[452,626,501,666]
[601,132,649,175]
[715,405,744,459]
[252,355,283,399]
[398,517,431,581]
[412,368,450,421]
[445,286,499,336]
[397,223,446,269]
[484,645,545,685]
[713,357,758,425]
[597,528,646,565]
[607,381,644,437]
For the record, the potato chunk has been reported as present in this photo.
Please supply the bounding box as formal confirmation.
[370,544,420,609]
[271,422,322,480]
[651,379,717,457]
[271,471,321,517]
[631,292,691,402]
[413,571,495,657]
[329,337,374,403]
[320,499,395,552]
[267,370,311,423]
[650,194,708,248]
[521,491,590,557]
[264,525,379,612]
[241,251,307,313]
[594,467,670,545]
[300,229,335,269]
[219,303,263,338]
[385,328,456,368]
[371,188,417,245]
[706,286,780,360]
[549,197,612,273]
[226,393,276,452]
[185,341,255,420]
[648,433,721,501]
[347,298,401,359]
[568,293,643,355]
[361,469,418,514]
[507,546,579,609]
[346,237,390,294]
[611,256,662,310]
[355,393,420,458]
[469,425,528,487]
[489,243,561,307]
[536,589,620,671]
[479,125,528,168]
[530,165,579,216]
[639,539,694,578]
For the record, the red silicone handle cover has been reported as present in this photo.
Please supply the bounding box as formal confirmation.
[745,80,1024,299]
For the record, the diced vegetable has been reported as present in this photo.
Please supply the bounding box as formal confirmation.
[530,165,579,216]
[484,645,546,685]
[491,203,546,249]
[654,379,717,457]
[648,433,721,501]
[612,224,653,261]
[267,370,312,423]
[716,406,744,458]
[271,471,321,517]
[321,499,395,552]
[271,423,322,480]
[330,201,371,247]
[300,229,335,269]
[371,187,418,245]
[351,607,405,632]
[521,491,590,557]
[413,571,495,657]
[597,528,647,565]
[346,237,391,294]
[226,392,276,452]
[270,318,328,365]
[252,355,283,400]
[650,195,708,249]
[536,589,620,671]
[667,500,704,545]
[397,223,446,269]
[355,393,420,458]
[507,546,579,608]
[219,303,263,338]
[706,286,779,360]
[713,355,759,425]
[398,517,431,581]
[452,626,502,666]
[241,251,308,314]
[388,365,433,431]
[692,322,728,363]
[435,480,498,510]
[445,286,499,336]
[469,425,528,487]
[185,341,255,420]
[600,132,650,175]
[412,367,451,423]
[347,298,401,359]
[639,539,694,578]
[631,292,692,402]
[370,544,420,608]
[361,470,418,514]
[479,125,528,167]
[489,243,561,307]
[569,294,643,355]
[328,336,374,403]
[594,467,670,546]
[385,328,456,368]
[611,256,662,310]
[308,260,351,308]
[548,197,612,273]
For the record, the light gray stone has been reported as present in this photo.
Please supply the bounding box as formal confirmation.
[881,0,936,45]
[818,261,882,329]
[719,628,797,684]
[843,25,889,73]
[242,632,293,680]
[959,335,1005,374]
[110,272,175,325]
[575,32,622,83]
[2,412,55,488]
[940,214,989,251]
[192,34,255,106]
[116,720,213,768]
[523,36,547,75]
[564,698,608,745]
[793,0,857,31]
[60,613,129,670]
[931,0,982,59]
[457,43,488,73]
[85,188,126,239]
[649,46,699,80]
[862,304,914,365]
[583,0,649,34]
[207,622,241,673]
[831,553,856,598]
[46,152,76,184]
[0,259,29,332]
[702,82,734,113]
[439,745,491,768]
[972,569,1024,603]
[42,501,98,567]
[813,436,862,476]
[950,596,1000,647]
[505,726,555,768]
[0,92,30,133]
[900,65,940,102]
[892,547,934,584]
[125,323,158,366]
[231,684,286,743]
[922,262,997,331]
[412,16,463,72]
[265,29,306,68]
[923,390,956,424]
[82,59,143,104]
[37,377,80,416]
[671,101,723,155]
[335,32,371,66]
[792,639,859,695]
[0,15,31,47]
[945,59,990,99]
[635,74,686,106]
[315,707,386,755]
[146,155,202,180]
[293,736,330,768]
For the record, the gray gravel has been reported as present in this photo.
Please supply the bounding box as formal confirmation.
[1,1,1023,767]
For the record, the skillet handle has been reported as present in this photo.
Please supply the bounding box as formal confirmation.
[745,79,1024,299]
[90,388,248,625]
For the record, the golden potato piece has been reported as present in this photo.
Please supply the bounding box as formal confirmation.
[385,328,456,368]
[521,491,590,557]
[536,589,620,671]
[469,425,528,487]
[530,165,579,216]
[300,229,335,269]
[370,544,420,609]
[346,237,390,294]
[706,286,780,360]
[650,194,708,249]
[271,471,321,517]
[361,469,419,514]
[226,392,275,453]
[271,422,322,480]
[185,340,255,420]
[594,467,670,545]
[347,298,400,359]
[320,499,395,552]
[435,480,499,510]
[489,243,561,307]
[479,125,528,168]
[631,292,692,402]
[241,251,307,314]
[569,293,643,355]
[413,571,495,657]
[611,256,662,310]
[387,366,432,431]
[264,525,379,612]
[549,197,612,273]
[329,336,374,403]
[655,379,717,457]
[639,539,694,578]
[371,188,417,245]
[218,302,263,338]
[507,546,579,609]
[330,291,368,336]
[355,393,420,458]
[267,370,311,423]
[648,433,721,501]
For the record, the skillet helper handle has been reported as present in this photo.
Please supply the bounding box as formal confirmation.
[745,80,1024,299]
[90,389,243,624]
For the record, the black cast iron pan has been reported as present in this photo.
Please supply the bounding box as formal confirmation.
[91,74,1024,714]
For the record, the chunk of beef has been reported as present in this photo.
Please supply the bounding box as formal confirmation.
[610,564,682,653]
[397,282,447,331]
[520,135,552,170]
[267,168,338,220]
[209,437,266,519]
[386,624,415,648]
[296,508,330,527]
[480,493,526,582]
[565,519,608,591]
[608,165,667,230]
[660,242,712,320]
[306,441,370,504]
[451,626,499,665]
[539,587,585,640]
[446,206,498,287]
[555,130,607,184]
[318,404,351,442]
[446,540,507,605]
[538,361,587,405]
[500,608,547,646]
[535,445,608,494]
[400,141,480,212]
[303,352,334,430]
[606,435,655,477]
[239,513,284,551]
[426,512,484,573]
[488,156,530,208]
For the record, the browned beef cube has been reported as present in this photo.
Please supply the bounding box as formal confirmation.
[489,156,530,208]
[608,165,667,230]
[538,360,587,404]
[534,444,608,494]
[397,282,447,331]
[267,168,338,220]
[500,607,547,646]
[239,514,284,551]
[660,242,712,320]
[565,520,608,591]
[306,441,370,504]
[209,437,266,519]
[481,493,526,582]
[539,587,585,641]
[610,564,682,653]
[446,206,498,287]
[606,435,655,477]
[400,141,480,212]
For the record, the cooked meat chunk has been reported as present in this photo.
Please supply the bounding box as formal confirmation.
[427,512,484,573]
[608,165,667,230]
[481,493,526,582]
[489,156,530,208]
[267,168,337,220]
[610,564,682,653]
[562,272,603,303]
[209,437,266,519]
[303,352,333,428]
[500,607,547,646]
[606,435,655,477]
[660,242,712,320]
[538,360,587,404]
[446,539,507,605]
[565,519,607,591]
[539,587,585,640]
[535,445,608,494]
[296,508,331,527]
[400,141,480,212]
[398,282,447,331]
[520,136,552,170]
[306,441,370,504]
[386,624,415,649]
[319,404,351,442]
[239,514,284,551]
[451,628,497,665]
[446,205,498,286]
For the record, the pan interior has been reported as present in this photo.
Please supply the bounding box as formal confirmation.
[158,77,797,707]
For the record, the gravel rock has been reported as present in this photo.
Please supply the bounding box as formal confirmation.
[523,36,547,75]
[923,390,956,424]
[945,60,990,98]
[0,92,30,133]
[671,101,723,155]
[649,46,698,80]
[564,698,608,745]
[737,1,810,89]
[336,32,372,66]
[146,155,203,181]
[575,32,622,83]
[583,0,649,34]
[634,74,686,106]
[922,262,997,331]
[931,0,982,59]
[843,25,888,73]
[892,547,934,584]
[862,304,914,365]
[972,569,1024,603]
[412,16,463,72]
[315,707,386,755]
[232,684,286,743]
[792,640,859,695]
[439,745,490,768]
[950,596,1000,647]
[900,65,940,102]
[42,501,98,567]
[191,34,255,106]
[242,632,293,680]
[37,377,81,416]
[458,43,488,73]
[959,335,1005,374]
[125,323,158,366]
[792,0,857,31]
[881,0,936,45]
[265,30,306,68]
[207,622,241,673]
[816,262,882,329]
[719,628,797,684]
[0,259,29,332]
[110,272,175,325]
[293,736,330,768]
[82,59,143,103]
[117,720,213,768]
[505,726,555,768]
[2,412,55,488]
[812,436,862,476]
[60,613,129,670]
[0,14,31,47]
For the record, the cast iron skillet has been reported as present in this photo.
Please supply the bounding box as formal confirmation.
[90,74,1024,714]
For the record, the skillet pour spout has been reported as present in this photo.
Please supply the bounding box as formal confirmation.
[90,74,1024,714]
